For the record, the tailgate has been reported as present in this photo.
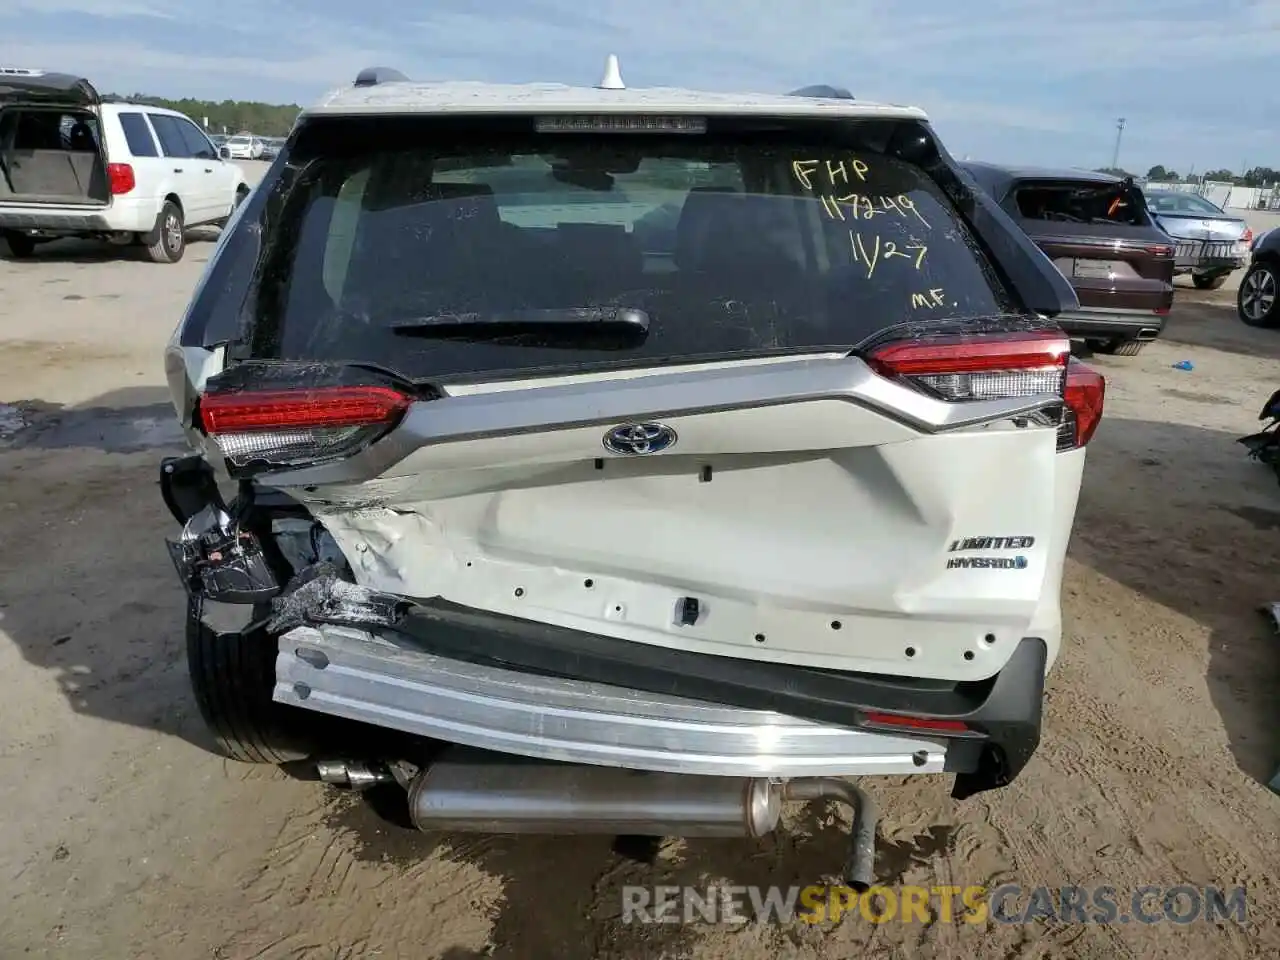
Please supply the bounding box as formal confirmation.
[194,338,1089,685]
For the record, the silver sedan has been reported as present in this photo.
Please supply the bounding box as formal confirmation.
[1145,190,1251,290]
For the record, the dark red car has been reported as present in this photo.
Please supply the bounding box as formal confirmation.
[964,163,1175,356]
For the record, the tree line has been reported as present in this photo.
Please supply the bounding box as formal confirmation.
[103,93,301,137]
[1095,164,1280,187]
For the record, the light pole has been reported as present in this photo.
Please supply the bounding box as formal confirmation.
[1111,118,1126,171]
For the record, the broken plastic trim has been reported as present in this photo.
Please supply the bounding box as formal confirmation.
[165,504,280,604]
[268,562,409,633]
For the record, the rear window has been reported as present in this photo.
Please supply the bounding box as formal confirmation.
[1012,180,1151,227]
[1145,192,1224,216]
[249,117,1017,381]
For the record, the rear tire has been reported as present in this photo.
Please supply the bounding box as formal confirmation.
[1192,273,1227,291]
[146,201,186,263]
[1095,337,1147,356]
[186,601,312,764]
[2,232,37,259]
[1239,261,1279,328]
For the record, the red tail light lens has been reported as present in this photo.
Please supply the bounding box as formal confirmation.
[867,331,1070,401]
[1146,245,1174,258]
[867,331,1103,451]
[862,711,971,734]
[107,162,135,195]
[1061,360,1105,449]
[1243,228,1254,245]
[198,385,410,472]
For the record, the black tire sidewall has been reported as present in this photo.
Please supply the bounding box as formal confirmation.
[4,232,37,258]
[185,599,312,763]
[151,202,185,263]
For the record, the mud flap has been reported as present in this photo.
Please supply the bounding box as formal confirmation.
[140,205,167,248]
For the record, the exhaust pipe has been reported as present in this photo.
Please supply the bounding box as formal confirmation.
[316,759,395,790]
[406,753,879,890]
[1136,327,1159,341]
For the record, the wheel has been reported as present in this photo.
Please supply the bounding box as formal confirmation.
[146,201,185,263]
[2,232,37,259]
[1094,338,1147,356]
[1192,273,1227,291]
[1239,261,1279,328]
[186,600,313,763]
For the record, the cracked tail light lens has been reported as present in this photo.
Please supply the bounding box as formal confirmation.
[198,386,410,472]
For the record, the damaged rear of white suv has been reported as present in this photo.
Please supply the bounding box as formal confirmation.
[161,63,1100,888]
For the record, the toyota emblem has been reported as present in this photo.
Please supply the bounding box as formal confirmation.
[602,422,678,456]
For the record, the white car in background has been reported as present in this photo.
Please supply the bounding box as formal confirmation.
[223,134,265,160]
[0,67,251,262]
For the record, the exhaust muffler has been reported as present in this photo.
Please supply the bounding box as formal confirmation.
[405,751,879,890]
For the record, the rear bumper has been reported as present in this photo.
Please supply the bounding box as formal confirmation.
[1184,257,1246,276]
[270,589,1049,799]
[1056,308,1166,341]
[1172,239,1248,274]
[0,197,158,235]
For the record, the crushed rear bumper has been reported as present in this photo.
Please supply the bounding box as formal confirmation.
[270,580,1048,799]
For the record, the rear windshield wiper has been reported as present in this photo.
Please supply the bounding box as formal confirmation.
[389,307,650,338]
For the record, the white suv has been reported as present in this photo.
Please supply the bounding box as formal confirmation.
[160,60,1099,887]
[0,68,251,262]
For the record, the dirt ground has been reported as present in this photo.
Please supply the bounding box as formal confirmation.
[2,196,1280,958]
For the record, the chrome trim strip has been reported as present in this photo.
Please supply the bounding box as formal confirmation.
[260,354,1061,486]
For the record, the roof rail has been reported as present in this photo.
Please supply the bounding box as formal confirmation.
[787,84,854,100]
[354,67,410,87]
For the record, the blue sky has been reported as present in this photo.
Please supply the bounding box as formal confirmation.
[2,0,1278,175]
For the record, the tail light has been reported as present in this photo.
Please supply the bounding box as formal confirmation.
[1243,228,1254,245]
[861,711,972,735]
[1059,360,1105,450]
[867,331,1104,451]
[867,331,1070,401]
[1146,244,1174,258]
[107,162,135,195]
[198,385,410,473]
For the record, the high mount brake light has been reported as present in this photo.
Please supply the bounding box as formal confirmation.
[198,385,410,473]
[867,332,1070,401]
[867,332,1103,450]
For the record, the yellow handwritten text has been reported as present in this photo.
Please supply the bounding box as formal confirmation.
[910,287,948,309]
[816,193,932,229]
[850,234,929,277]
[792,158,871,191]
[850,232,882,278]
